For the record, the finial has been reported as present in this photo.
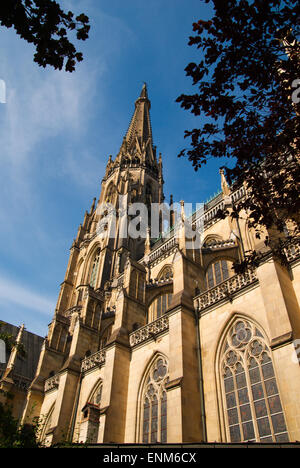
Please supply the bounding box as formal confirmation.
[219,167,230,196]
[180,200,185,221]
[139,82,148,100]
[90,197,96,214]
[144,227,151,256]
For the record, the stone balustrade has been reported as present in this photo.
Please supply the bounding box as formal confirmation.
[285,240,300,263]
[148,237,178,263]
[129,315,169,347]
[81,349,106,373]
[203,239,236,250]
[147,278,173,288]
[44,374,60,392]
[195,269,258,312]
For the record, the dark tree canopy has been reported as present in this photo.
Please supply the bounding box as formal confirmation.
[0,0,90,72]
[177,0,300,268]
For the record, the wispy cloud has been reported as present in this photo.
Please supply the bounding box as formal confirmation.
[0,43,100,171]
[0,273,55,316]
[0,1,137,335]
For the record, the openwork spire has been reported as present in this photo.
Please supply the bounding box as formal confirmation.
[112,83,157,170]
[124,83,153,148]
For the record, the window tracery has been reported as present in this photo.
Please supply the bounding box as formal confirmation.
[148,293,172,322]
[157,266,173,282]
[220,319,289,442]
[141,356,169,443]
[89,381,102,407]
[90,249,100,288]
[205,259,234,289]
[105,183,116,205]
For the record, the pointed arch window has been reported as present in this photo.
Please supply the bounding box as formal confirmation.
[220,319,289,442]
[90,249,100,288]
[205,259,234,289]
[99,323,113,349]
[105,183,116,205]
[79,380,102,443]
[148,293,172,322]
[40,404,54,445]
[141,356,169,443]
[157,266,173,282]
[89,381,103,407]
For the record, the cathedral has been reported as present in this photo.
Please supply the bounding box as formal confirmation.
[3,84,300,445]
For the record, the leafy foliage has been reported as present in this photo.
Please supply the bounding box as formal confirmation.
[0,321,26,358]
[0,402,40,448]
[177,0,300,267]
[0,0,90,72]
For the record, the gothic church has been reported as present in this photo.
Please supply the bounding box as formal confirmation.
[3,84,300,445]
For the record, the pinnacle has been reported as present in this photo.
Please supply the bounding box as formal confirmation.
[139,82,148,99]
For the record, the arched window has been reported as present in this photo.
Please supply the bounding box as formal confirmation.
[140,356,169,443]
[205,259,233,289]
[148,293,172,322]
[146,183,152,206]
[40,404,55,445]
[90,249,100,288]
[99,323,112,349]
[220,318,289,442]
[203,235,222,246]
[89,381,103,407]
[129,270,138,298]
[157,266,173,282]
[105,183,116,205]
[79,381,102,443]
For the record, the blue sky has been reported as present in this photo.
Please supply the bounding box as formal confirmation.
[0,0,227,337]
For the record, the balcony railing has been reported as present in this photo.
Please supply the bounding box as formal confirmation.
[194,269,258,312]
[44,374,60,392]
[81,349,106,373]
[129,315,169,347]
[148,237,178,263]
[203,239,236,250]
[285,241,300,263]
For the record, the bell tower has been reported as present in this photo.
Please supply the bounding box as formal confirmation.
[88,83,164,287]
[21,85,165,442]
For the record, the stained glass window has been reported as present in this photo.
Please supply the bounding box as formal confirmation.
[89,381,102,407]
[90,250,100,288]
[205,260,233,290]
[157,266,173,282]
[141,357,169,443]
[148,294,173,322]
[220,319,289,442]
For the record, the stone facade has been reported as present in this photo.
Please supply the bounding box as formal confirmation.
[0,322,44,420]
[16,85,300,444]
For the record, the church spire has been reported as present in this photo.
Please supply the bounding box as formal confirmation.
[124,82,153,149]
[114,83,158,172]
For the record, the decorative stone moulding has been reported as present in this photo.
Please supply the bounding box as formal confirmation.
[285,240,300,263]
[129,315,169,347]
[81,350,106,373]
[44,374,60,392]
[195,269,258,312]
[203,239,236,250]
[148,237,178,264]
